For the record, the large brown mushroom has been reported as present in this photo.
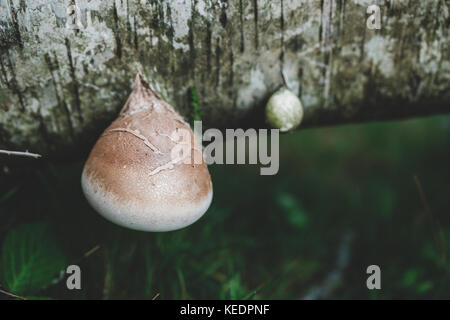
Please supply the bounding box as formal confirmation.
[81,74,213,232]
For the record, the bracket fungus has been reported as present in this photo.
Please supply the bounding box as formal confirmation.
[81,74,213,232]
[265,87,304,132]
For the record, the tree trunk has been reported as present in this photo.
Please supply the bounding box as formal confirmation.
[0,0,449,157]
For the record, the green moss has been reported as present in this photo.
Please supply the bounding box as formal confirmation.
[188,86,203,121]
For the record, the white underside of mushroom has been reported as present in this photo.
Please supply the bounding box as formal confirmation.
[81,172,213,232]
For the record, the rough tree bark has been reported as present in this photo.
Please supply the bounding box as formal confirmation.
[0,0,449,158]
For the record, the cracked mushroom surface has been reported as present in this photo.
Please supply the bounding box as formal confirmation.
[82,74,213,232]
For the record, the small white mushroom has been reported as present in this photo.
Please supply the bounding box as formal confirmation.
[81,73,213,232]
[265,87,304,132]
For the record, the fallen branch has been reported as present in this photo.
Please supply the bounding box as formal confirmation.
[0,149,42,159]
[0,287,27,300]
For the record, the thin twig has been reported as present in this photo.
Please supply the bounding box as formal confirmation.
[0,149,42,159]
[0,287,27,300]
[302,232,354,300]
[102,249,112,300]
[83,245,101,258]
[414,175,446,264]
[152,293,160,300]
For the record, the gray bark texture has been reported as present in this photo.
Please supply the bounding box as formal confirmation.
[0,0,449,157]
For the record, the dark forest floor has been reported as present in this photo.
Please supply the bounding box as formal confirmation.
[1,114,449,299]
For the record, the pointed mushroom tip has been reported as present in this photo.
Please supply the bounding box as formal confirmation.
[131,71,153,94]
[134,71,144,86]
[135,70,143,80]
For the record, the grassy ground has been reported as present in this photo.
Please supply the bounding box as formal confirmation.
[0,114,449,300]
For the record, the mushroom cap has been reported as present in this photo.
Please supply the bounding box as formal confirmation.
[265,87,303,132]
[82,75,213,232]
